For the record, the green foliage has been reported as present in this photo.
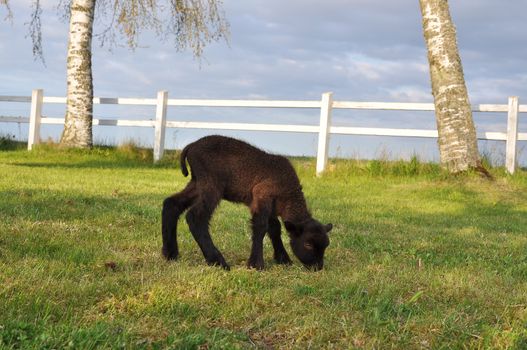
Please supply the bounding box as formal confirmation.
[1,147,527,349]
[300,155,444,179]
[79,0,229,58]
[0,133,24,151]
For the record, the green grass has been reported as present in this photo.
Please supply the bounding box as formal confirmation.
[1,144,527,349]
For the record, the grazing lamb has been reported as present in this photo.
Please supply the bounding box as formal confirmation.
[162,135,333,270]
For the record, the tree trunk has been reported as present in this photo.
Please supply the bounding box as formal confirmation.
[60,0,95,148]
[419,0,485,174]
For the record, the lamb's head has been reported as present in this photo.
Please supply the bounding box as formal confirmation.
[285,219,332,271]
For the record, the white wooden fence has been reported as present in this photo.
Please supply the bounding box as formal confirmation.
[0,90,525,174]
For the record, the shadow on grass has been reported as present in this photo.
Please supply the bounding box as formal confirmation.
[0,188,163,265]
[336,185,527,275]
[11,160,180,170]
[2,145,183,170]
[0,189,160,222]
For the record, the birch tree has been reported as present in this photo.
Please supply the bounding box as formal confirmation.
[419,0,488,175]
[3,0,229,148]
[61,0,95,147]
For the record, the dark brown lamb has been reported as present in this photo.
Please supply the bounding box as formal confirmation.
[162,135,333,270]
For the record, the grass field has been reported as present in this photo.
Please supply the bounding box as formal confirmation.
[1,141,527,349]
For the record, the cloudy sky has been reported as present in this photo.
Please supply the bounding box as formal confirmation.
[0,0,525,165]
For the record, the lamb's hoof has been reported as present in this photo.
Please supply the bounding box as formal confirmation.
[218,261,231,271]
[207,254,230,271]
[162,247,179,261]
[208,260,230,271]
[274,254,292,265]
[247,258,265,271]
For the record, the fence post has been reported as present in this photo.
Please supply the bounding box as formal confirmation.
[316,92,333,176]
[154,90,168,162]
[28,89,43,150]
[505,96,519,174]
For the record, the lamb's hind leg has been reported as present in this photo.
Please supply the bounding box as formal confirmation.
[185,188,229,270]
[268,217,292,265]
[162,181,197,260]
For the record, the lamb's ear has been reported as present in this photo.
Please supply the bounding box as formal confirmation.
[284,221,302,236]
[324,223,333,233]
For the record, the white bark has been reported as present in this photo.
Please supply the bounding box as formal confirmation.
[60,0,95,148]
[419,0,483,173]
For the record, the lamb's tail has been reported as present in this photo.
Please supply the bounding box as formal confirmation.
[180,144,190,177]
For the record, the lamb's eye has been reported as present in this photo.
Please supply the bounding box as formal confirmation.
[304,242,314,250]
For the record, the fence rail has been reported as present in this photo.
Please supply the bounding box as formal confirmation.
[0,90,525,174]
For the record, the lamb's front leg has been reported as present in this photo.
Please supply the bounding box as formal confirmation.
[248,185,274,270]
[268,217,292,265]
[248,211,269,270]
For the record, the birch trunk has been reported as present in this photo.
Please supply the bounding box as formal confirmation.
[419,0,483,174]
[60,0,95,148]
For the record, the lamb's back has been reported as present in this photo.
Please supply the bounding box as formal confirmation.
[185,136,300,197]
